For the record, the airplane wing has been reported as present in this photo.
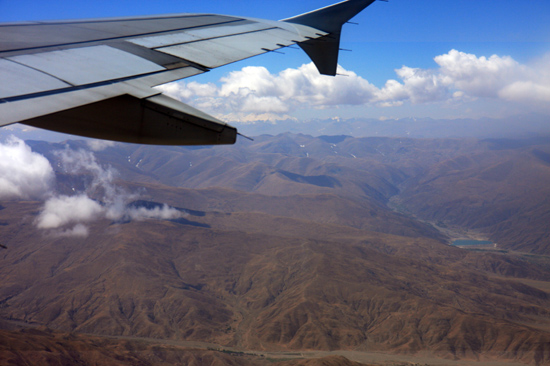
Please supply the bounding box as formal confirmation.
[0,0,377,145]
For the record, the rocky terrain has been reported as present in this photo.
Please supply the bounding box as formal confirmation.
[1,133,550,365]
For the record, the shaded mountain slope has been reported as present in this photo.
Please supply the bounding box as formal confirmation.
[129,184,444,240]
[397,145,550,254]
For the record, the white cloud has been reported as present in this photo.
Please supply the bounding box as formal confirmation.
[159,80,218,101]
[434,50,524,97]
[56,224,89,238]
[87,140,116,151]
[499,81,550,104]
[0,137,187,237]
[376,67,448,105]
[157,63,378,121]
[127,204,183,221]
[55,148,125,208]
[0,136,54,200]
[157,50,550,121]
[36,195,103,229]
[30,147,185,237]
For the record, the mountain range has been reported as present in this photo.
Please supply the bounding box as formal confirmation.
[231,115,550,140]
[1,132,550,365]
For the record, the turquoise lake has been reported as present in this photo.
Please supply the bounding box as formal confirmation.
[452,240,494,246]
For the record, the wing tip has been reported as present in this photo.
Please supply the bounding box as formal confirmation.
[282,0,377,76]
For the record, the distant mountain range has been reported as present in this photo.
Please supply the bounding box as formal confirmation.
[232,114,550,139]
[27,132,549,255]
[2,113,549,143]
[1,133,550,365]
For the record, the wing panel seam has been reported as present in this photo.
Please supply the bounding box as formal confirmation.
[3,58,75,87]
[151,26,284,49]
[0,67,195,104]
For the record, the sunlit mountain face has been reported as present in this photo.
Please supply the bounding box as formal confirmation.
[1,133,550,366]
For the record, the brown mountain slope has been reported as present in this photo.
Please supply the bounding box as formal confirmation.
[0,328,277,366]
[37,135,489,202]
[1,199,550,364]
[129,185,444,240]
[397,145,550,254]
[3,134,548,365]
[0,328,376,366]
[28,134,550,255]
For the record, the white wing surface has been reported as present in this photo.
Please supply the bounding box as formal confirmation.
[0,0,377,145]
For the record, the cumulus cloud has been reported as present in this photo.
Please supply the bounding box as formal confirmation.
[377,66,449,106]
[157,63,378,122]
[217,63,377,108]
[0,136,55,200]
[36,195,103,229]
[157,49,550,121]
[435,50,523,97]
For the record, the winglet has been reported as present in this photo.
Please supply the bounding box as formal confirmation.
[282,0,377,76]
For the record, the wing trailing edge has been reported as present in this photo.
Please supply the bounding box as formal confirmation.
[282,0,377,76]
[21,94,237,146]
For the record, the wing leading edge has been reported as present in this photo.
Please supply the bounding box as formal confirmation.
[0,0,379,145]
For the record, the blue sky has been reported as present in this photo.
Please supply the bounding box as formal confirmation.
[2,0,550,123]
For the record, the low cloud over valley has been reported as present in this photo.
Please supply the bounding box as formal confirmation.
[0,137,183,237]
